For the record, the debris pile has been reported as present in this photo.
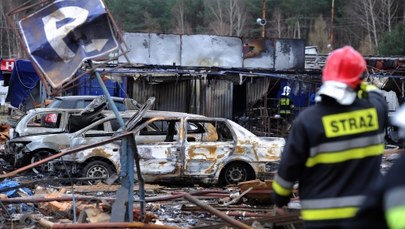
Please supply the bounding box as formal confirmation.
[0,178,302,228]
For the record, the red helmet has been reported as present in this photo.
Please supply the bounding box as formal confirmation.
[322,46,366,89]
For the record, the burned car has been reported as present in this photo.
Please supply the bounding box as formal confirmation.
[5,107,285,185]
[7,95,139,127]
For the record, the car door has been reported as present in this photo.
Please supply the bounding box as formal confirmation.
[71,117,120,147]
[66,117,122,165]
[183,118,235,176]
[12,110,72,153]
[15,110,68,137]
[133,117,182,175]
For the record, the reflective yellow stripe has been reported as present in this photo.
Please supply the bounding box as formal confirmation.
[301,207,358,220]
[272,180,292,196]
[305,144,384,167]
[301,196,364,209]
[322,108,379,138]
[386,206,405,229]
[280,98,290,105]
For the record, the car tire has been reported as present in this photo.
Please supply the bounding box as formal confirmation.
[221,162,254,185]
[30,150,54,175]
[82,160,115,185]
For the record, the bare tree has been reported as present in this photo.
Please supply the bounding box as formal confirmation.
[349,0,401,54]
[269,8,283,38]
[205,0,248,37]
[308,15,329,53]
[1,0,35,59]
[171,0,192,34]
[380,0,398,32]
[206,0,228,35]
[0,2,15,58]
[349,0,379,52]
[294,19,301,39]
[227,0,247,36]
[358,34,375,55]
[0,4,4,58]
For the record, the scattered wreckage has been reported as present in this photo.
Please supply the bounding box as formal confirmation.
[4,96,285,186]
[0,96,294,228]
[0,178,302,228]
[0,96,402,228]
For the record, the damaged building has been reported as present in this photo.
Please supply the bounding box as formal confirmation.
[4,32,405,140]
[60,33,404,141]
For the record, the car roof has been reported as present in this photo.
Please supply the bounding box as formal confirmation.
[52,95,125,101]
[26,108,207,119]
[108,110,207,119]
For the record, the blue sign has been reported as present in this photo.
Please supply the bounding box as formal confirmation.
[18,0,118,88]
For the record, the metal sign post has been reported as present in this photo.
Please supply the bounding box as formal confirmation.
[92,65,136,222]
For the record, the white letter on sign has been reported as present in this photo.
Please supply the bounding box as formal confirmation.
[42,7,89,63]
[5,61,14,71]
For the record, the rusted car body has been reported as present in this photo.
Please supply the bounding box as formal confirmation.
[5,108,285,185]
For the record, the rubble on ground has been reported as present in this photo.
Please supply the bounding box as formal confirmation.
[0,177,302,228]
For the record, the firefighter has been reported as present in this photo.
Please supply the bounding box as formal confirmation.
[279,85,294,117]
[278,85,294,136]
[349,105,405,229]
[272,46,388,229]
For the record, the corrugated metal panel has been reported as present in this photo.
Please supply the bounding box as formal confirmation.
[201,80,233,119]
[246,78,271,107]
[131,80,190,112]
[131,78,233,119]
[154,81,189,112]
[131,80,156,108]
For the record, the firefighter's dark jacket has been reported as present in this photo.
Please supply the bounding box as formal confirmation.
[272,89,388,228]
[349,153,405,229]
[279,95,294,114]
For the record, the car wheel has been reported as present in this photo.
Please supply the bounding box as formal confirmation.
[82,160,114,185]
[30,150,54,175]
[221,162,254,185]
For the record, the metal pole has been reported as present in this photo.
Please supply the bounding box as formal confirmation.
[330,0,335,49]
[93,71,125,127]
[92,61,134,222]
[39,219,183,229]
[261,0,266,38]
[183,194,252,229]
[129,133,145,222]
